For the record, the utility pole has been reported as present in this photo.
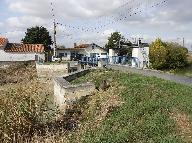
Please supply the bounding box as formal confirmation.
[53,19,57,57]
[182,37,185,47]
[51,2,57,58]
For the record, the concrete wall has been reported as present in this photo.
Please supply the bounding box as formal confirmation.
[54,69,95,113]
[0,49,45,62]
[36,63,69,79]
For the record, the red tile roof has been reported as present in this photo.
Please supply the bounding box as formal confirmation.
[0,37,8,47]
[57,48,84,51]
[74,44,90,49]
[5,43,45,53]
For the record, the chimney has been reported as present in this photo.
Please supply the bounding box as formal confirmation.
[138,39,142,47]
[74,43,77,48]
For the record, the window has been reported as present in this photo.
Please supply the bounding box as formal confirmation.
[101,53,107,55]
[90,53,99,58]
[59,53,67,58]
[35,55,39,61]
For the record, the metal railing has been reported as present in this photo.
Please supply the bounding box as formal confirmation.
[80,56,142,68]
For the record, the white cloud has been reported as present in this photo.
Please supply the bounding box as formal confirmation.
[1,0,192,48]
[6,16,48,29]
[0,22,4,27]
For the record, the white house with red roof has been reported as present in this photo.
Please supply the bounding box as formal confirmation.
[56,43,108,61]
[0,37,45,62]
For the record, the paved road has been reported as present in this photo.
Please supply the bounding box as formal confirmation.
[106,65,192,86]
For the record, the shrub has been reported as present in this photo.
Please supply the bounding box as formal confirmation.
[166,42,188,69]
[149,39,188,70]
[149,38,168,69]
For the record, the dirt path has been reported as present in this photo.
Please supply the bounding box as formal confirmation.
[106,65,192,86]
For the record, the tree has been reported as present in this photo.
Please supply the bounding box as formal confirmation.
[22,26,53,52]
[149,38,188,70]
[105,32,122,50]
[105,32,132,56]
[149,38,168,69]
[165,42,188,69]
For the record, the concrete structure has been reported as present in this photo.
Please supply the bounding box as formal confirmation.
[56,43,108,61]
[54,69,95,113]
[0,37,45,62]
[108,49,118,64]
[132,40,149,69]
[36,63,69,79]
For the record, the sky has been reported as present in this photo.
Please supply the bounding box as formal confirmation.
[0,0,192,50]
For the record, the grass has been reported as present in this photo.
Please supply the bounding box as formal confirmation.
[0,63,57,142]
[1,64,192,142]
[69,70,192,143]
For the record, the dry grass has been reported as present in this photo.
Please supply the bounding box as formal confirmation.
[0,62,37,86]
[171,110,192,143]
[0,64,123,143]
[0,62,58,142]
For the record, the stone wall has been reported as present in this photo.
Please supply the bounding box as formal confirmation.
[36,63,69,79]
[54,69,95,113]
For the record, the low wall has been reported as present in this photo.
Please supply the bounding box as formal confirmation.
[36,63,69,79]
[54,69,95,113]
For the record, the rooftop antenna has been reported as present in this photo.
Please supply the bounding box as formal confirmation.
[51,2,57,57]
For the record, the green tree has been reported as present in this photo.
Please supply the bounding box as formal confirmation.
[149,38,188,70]
[149,38,168,69]
[105,32,132,56]
[165,42,188,69]
[22,26,53,52]
[105,32,122,50]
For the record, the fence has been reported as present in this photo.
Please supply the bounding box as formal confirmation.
[80,56,141,68]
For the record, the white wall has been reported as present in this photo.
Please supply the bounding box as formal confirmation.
[132,47,149,68]
[79,44,107,57]
[0,49,45,62]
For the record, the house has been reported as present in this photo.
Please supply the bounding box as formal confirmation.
[131,40,150,68]
[0,37,45,62]
[56,43,108,61]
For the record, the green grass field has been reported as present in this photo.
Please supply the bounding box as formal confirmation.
[70,70,192,143]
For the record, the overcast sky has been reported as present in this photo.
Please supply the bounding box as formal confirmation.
[0,0,191,50]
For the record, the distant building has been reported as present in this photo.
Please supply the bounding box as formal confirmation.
[0,37,45,62]
[56,43,108,61]
[132,40,150,68]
